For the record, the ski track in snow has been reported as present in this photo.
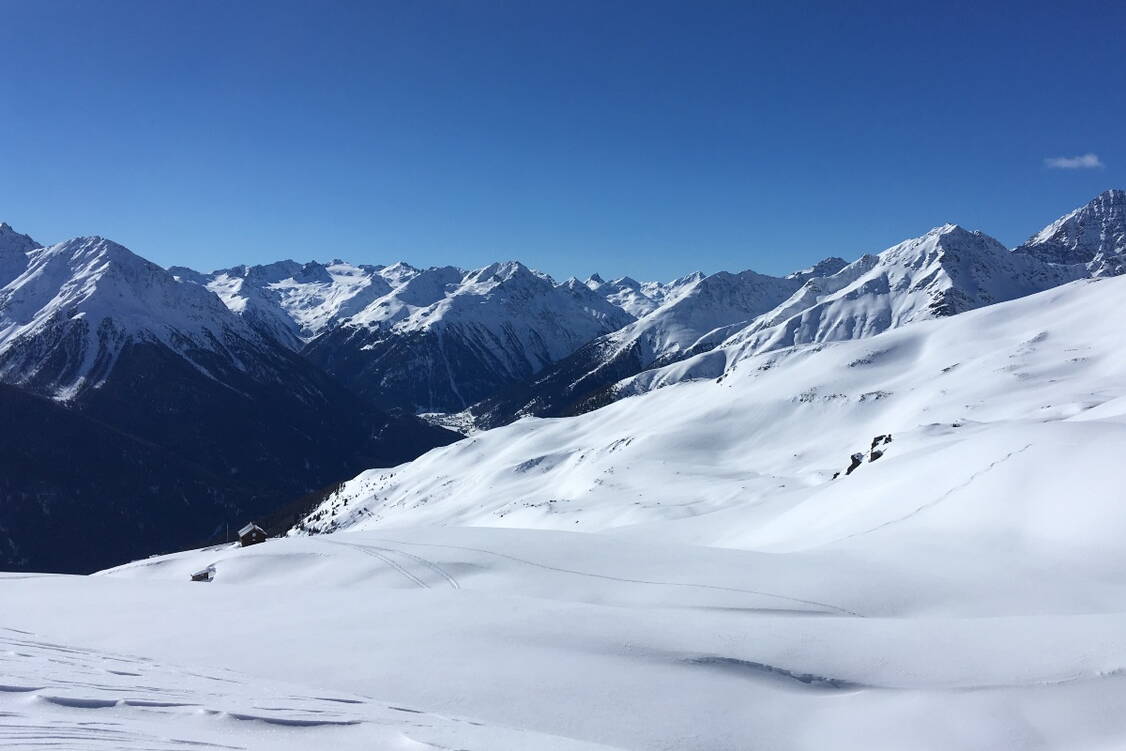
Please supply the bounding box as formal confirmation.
[361,536,860,616]
[827,442,1036,545]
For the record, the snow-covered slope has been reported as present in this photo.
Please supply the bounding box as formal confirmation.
[304,261,635,412]
[9,517,1117,750]
[297,273,1125,544]
[470,260,846,427]
[1014,188,1126,276]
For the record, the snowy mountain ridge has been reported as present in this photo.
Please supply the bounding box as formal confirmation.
[1013,188,1126,276]
[465,259,848,428]
[302,259,636,411]
[0,236,267,399]
[583,270,705,317]
[578,223,1088,405]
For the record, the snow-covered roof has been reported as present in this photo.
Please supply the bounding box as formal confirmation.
[238,523,264,537]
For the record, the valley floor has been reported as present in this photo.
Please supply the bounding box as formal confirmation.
[5,525,1126,750]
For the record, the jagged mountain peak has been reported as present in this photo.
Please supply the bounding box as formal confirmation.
[466,259,553,287]
[610,275,639,288]
[0,222,41,287]
[0,221,38,245]
[786,256,849,280]
[378,260,421,284]
[1014,189,1126,276]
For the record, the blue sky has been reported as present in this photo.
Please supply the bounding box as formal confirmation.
[1,0,1122,281]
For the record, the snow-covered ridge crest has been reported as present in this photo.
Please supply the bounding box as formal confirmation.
[0,235,264,399]
[618,223,1084,397]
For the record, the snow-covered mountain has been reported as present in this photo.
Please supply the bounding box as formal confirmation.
[486,223,1087,414]
[1013,188,1126,276]
[174,257,639,413]
[0,235,272,399]
[718,223,1077,351]
[0,222,40,288]
[0,229,456,572]
[583,271,703,317]
[170,259,397,348]
[470,260,846,427]
[303,261,635,412]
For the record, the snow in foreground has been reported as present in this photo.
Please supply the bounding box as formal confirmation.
[5,524,1126,750]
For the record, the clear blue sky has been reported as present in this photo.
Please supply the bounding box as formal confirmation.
[1,0,1122,281]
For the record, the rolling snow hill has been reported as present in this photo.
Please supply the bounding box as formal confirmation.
[296,273,1126,548]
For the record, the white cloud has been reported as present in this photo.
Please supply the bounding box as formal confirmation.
[1044,153,1105,169]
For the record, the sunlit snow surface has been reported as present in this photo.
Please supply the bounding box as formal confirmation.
[5,276,1126,749]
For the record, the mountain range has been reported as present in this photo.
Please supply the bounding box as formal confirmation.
[1,189,1124,572]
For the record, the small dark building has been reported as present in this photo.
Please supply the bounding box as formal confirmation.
[190,566,214,582]
[238,522,268,547]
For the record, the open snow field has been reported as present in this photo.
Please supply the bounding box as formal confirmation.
[5,525,1126,750]
[4,276,1126,749]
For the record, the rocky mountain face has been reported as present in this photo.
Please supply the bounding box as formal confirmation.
[170,259,398,348]
[301,261,635,412]
[0,233,457,572]
[1013,189,1126,276]
[583,271,704,317]
[0,222,41,287]
[470,260,846,428]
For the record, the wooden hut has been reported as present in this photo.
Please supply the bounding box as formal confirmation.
[238,522,268,547]
[190,566,214,582]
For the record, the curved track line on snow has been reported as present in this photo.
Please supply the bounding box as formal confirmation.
[384,547,461,590]
[362,536,862,617]
[829,442,1035,545]
[323,541,430,589]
